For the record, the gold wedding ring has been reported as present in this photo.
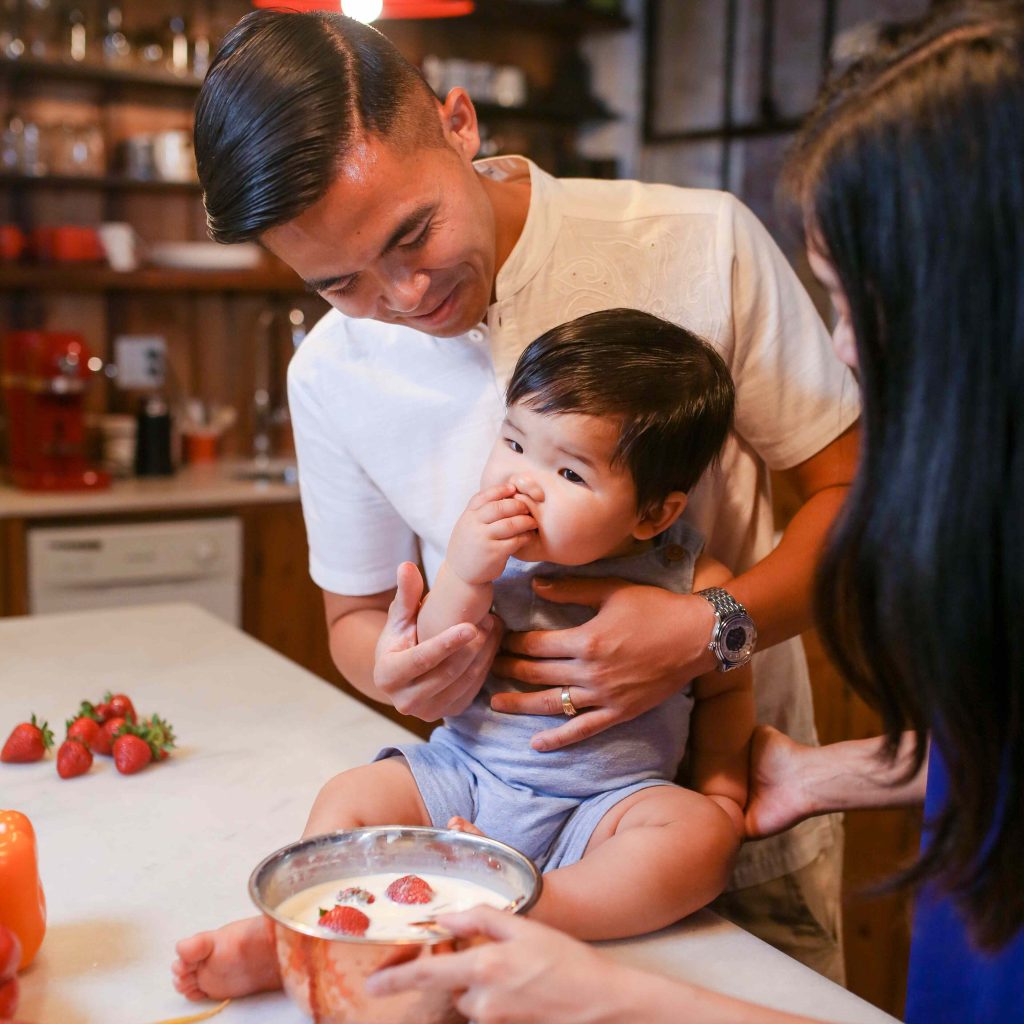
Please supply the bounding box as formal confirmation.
[560,686,578,717]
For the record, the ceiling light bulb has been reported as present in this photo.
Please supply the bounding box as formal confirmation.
[341,0,384,22]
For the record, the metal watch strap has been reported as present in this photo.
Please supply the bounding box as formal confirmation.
[696,586,746,619]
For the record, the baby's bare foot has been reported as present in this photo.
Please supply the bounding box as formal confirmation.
[172,915,281,1001]
[447,815,487,838]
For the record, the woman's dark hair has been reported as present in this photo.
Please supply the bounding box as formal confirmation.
[194,10,443,244]
[505,309,735,515]
[784,1,1024,949]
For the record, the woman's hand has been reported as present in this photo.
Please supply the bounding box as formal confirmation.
[745,727,928,836]
[367,905,826,1024]
[366,907,640,1024]
[744,726,820,838]
[373,562,503,720]
[490,578,717,751]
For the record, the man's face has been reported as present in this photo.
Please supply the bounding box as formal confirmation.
[262,122,497,337]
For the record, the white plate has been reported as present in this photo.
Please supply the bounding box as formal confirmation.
[147,241,263,271]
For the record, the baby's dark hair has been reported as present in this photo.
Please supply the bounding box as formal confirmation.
[505,308,735,514]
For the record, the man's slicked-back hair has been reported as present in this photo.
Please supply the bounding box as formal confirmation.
[194,10,444,244]
[506,309,734,514]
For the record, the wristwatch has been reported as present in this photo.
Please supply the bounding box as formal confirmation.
[695,587,757,672]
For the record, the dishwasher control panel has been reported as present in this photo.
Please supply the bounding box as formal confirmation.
[28,517,243,624]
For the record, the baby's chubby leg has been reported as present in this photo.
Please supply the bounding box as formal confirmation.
[172,758,430,1001]
[531,785,740,941]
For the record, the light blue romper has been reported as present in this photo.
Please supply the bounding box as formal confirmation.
[376,519,703,872]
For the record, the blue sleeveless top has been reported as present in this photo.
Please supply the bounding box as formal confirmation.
[905,749,1024,1023]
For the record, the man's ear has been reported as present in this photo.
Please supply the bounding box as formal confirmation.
[439,88,480,161]
[633,491,688,541]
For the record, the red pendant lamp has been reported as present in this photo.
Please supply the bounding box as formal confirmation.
[251,1,475,18]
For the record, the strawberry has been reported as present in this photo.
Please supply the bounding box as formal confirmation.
[385,874,435,905]
[108,715,176,773]
[66,715,100,748]
[318,905,370,936]
[104,691,136,723]
[56,737,93,779]
[91,716,127,757]
[92,700,112,723]
[113,733,152,775]
[1,715,53,763]
[336,886,375,906]
[0,925,20,983]
[140,714,176,760]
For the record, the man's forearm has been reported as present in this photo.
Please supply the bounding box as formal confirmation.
[730,425,858,650]
[729,483,847,648]
[328,607,391,704]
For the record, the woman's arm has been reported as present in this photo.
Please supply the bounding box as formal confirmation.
[745,726,928,839]
[367,906,829,1024]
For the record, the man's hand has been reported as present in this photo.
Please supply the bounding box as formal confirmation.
[447,482,538,585]
[744,725,817,839]
[491,577,717,751]
[373,562,502,721]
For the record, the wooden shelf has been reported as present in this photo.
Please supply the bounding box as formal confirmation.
[0,63,615,130]
[0,264,305,294]
[0,55,203,94]
[0,173,201,194]
[390,2,630,33]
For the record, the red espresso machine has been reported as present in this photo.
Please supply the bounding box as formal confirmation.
[1,331,111,491]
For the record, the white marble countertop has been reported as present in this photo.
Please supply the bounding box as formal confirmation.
[0,461,299,520]
[1,605,900,1024]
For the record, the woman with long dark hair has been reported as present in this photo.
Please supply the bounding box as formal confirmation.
[365,4,1024,1021]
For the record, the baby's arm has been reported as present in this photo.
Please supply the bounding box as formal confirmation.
[687,554,756,838]
[417,482,538,642]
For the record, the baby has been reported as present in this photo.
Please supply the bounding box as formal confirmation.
[173,308,754,1000]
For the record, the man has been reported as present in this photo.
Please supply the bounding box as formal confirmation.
[196,9,859,981]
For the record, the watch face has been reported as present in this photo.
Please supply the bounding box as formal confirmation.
[720,614,756,664]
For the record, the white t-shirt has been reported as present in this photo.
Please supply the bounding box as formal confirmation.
[288,157,860,888]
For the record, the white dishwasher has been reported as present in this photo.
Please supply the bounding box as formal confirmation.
[27,517,243,625]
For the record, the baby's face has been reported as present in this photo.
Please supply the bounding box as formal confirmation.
[479,402,647,565]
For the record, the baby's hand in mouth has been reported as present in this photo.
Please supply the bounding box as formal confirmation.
[509,475,543,503]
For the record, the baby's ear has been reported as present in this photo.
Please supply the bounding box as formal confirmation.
[633,491,688,541]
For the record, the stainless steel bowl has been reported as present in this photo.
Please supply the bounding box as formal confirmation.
[249,827,542,1024]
